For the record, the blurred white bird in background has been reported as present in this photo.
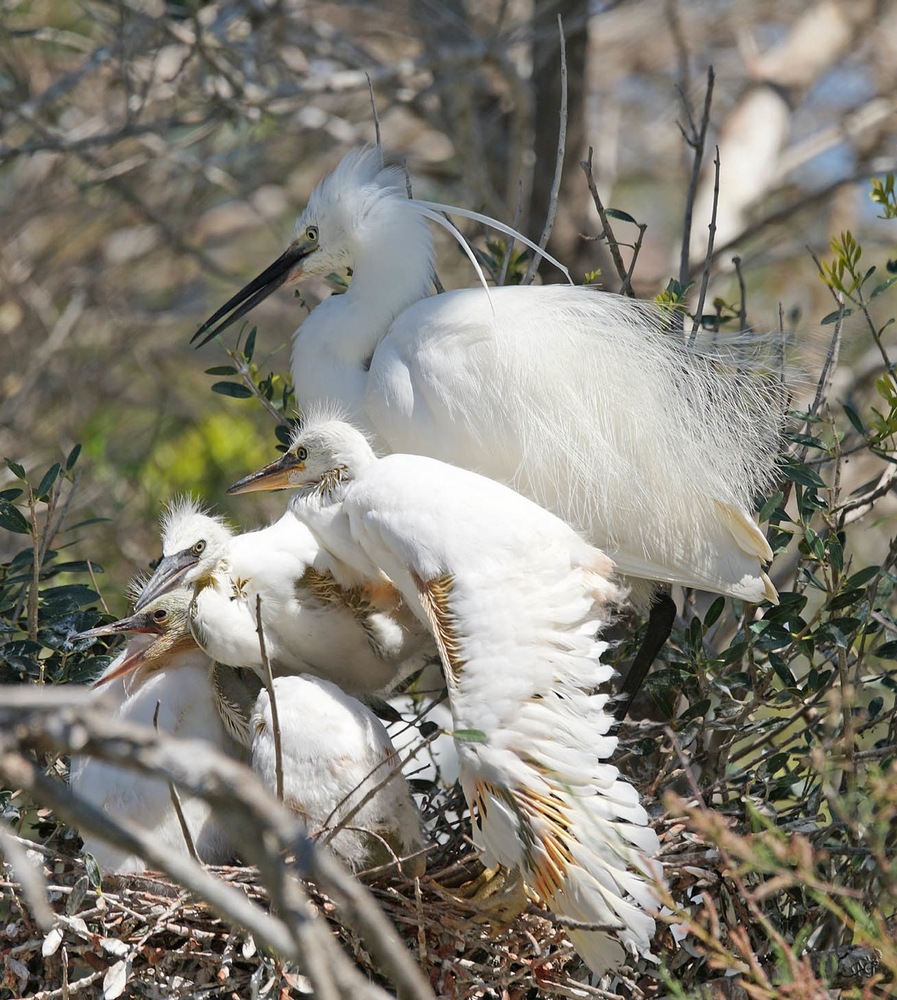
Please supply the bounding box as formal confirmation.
[229,416,662,974]
[251,674,426,874]
[136,496,432,695]
[71,590,239,874]
[193,147,782,619]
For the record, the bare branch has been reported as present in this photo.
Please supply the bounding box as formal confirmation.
[523,14,567,286]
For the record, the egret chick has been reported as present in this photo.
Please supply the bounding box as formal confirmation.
[71,591,240,874]
[195,147,781,612]
[137,497,431,694]
[250,673,425,875]
[230,418,662,975]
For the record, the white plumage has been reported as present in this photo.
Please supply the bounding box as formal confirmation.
[136,496,431,694]
[250,674,425,874]
[196,146,781,608]
[229,418,662,974]
[71,591,238,874]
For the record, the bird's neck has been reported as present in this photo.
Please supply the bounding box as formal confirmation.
[344,207,434,332]
[291,198,434,420]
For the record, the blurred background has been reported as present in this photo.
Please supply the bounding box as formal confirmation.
[2,0,896,610]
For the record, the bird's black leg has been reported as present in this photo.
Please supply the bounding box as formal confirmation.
[614,589,677,722]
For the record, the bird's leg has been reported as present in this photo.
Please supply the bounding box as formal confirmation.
[614,588,677,722]
[434,858,529,923]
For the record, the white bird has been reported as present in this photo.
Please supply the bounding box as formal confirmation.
[193,146,781,614]
[71,591,239,874]
[251,674,426,874]
[136,496,432,695]
[229,417,662,975]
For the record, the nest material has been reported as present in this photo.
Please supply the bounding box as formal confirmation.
[1,793,684,1000]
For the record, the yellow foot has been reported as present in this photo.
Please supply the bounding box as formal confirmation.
[433,859,528,923]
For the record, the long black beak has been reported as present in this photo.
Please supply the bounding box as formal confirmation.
[133,549,199,611]
[192,244,309,348]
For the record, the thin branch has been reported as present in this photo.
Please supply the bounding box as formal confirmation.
[254,595,283,801]
[690,144,720,342]
[523,13,567,286]
[679,66,715,293]
[0,824,56,930]
[579,148,630,293]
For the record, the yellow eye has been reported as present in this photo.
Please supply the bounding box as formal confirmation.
[305,226,319,244]
[193,539,206,555]
[296,446,309,461]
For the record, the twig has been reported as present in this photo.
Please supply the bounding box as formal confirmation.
[838,461,897,526]
[679,66,715,295]
[579,148,630,292]
[690,143,720,343]
[365,71,382,153]
[732,255,747,330]
[154,700,200,862]
[523,13,567,286]
[254,595,283,801]
[0,824,56,930]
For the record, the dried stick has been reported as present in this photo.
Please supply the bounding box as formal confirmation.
[579,148,630,293]
[255,595,283,801]
[679,65,715,293]
[690,144,721,342]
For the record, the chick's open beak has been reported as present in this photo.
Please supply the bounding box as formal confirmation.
[191,236,315,348]
[227,453,305,494]
[77,609,164,640]
[77,610,166,688]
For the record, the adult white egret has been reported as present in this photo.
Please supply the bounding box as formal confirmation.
[71,591,240,874]
[229,417,662,974]
[136,496,432,694]
[251,674,426,874]
[193,147,781,617]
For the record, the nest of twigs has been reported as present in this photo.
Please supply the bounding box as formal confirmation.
[1,737,702,1000]
[3,709,890,1000]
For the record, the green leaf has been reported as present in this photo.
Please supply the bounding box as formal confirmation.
[605,207,637,224]
[875,639,897,660]
[679,698,711,722]
[36,462,61,500]
[0,488,23,502]
[211,381,253,399]
[870,275,897,299]
[845,566,880,588]
[5,459,26,480]
[782,462,826,488]
[758,491,784,522]
[704,596,725,629]
[821,309,850,325]
[451,728,488,743]
[205,365,238,376]
[843,403,866,435]
[243,327,257,362]
[66,443,82,471]
[0,500,30,534]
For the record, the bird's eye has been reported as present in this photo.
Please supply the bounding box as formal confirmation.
[296,446,309,461]
[152,608,168,622]
[192,539,206,555]
[305,226,319,244]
